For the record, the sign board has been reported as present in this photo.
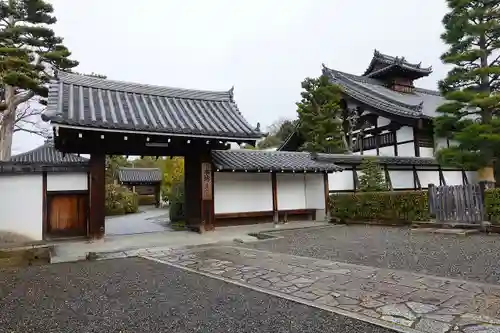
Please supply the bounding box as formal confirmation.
[201,162,213,200]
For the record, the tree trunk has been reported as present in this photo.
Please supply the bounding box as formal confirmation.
[0,107,16,161]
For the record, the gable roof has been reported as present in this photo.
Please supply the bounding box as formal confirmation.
[9,141,88,165]
[42,71,262,140]
[117,167,162,184]
[363,50,433,78]
[212,149,342,173]
[322,66,445,119]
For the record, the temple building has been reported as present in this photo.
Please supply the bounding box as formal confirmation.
[279,50,478,192]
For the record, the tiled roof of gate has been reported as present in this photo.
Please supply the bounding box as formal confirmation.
[322,66,446,119]
[117,167,162,183]
[43,71,262,140]
[211,150,342,172]
[8,141,88,165]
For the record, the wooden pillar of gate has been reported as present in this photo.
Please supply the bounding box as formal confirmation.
[184,152,214,232]
[89,153,106,238]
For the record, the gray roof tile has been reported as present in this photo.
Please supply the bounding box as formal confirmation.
[8,141,88,165]
[322,66,446,119]
[43,72,262,140]
[311,153,438,166]
[212,149,342,172]
[117,167,162,183]
[363,50,433,77]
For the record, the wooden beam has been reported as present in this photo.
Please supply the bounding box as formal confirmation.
[272,172,278,222]
[438,167,446,186]
[413,166,422,189]
[462,170,469,185]
[413,127,420,157]
[89,154,106,238]
[393,131,398,156]
[42,172,47,240]
[352,167,359,192]
[323,173,330,219]
[383,165,393,190]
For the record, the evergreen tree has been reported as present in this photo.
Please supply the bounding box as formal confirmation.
[296,75,345,153]
[358,157,387,192]
[434,0,500,184]
[0,0,78,160]
[257,118,297,149]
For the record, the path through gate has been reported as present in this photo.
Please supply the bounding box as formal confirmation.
[428,184,484,224]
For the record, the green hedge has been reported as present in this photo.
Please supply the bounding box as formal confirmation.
[138,194,157,206]
[485,188,500,224]
[330,191,430,224]
[105,184,139,216]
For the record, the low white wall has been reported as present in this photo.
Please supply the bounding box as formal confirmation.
[214,172,327,214]
[214,173,272,214]
[329,170,354,191]
[0,174,43,240]
[305,174,325,209]
[389,170,414,189]
[47,172,88,191]
[277,174,306,210]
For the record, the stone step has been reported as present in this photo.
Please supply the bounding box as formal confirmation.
[410,228,480,236]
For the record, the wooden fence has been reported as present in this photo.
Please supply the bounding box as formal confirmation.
[428,184,484,224]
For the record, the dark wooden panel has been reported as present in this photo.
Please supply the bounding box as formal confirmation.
[48,194,87,237]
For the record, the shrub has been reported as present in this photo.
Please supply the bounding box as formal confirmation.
[485,188,500,223]
[105,184,139,216]
[169,181,185,222]
[358,157,388,192]
[330,191,429,224]
[138,194,157,206]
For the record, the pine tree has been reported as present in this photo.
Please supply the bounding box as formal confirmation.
[358,157,387,192]
[0,0,78,160]
[296,75,346,153]
[434,0,500,184]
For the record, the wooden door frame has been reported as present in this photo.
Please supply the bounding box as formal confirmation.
[45,190,89,238]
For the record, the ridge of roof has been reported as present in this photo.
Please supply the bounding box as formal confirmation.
[57,71,234,102]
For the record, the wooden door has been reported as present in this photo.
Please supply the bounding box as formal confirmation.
[48,194,88,237]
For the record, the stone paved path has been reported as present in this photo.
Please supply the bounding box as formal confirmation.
[139,246,500,333]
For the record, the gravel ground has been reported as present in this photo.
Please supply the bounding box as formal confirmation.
[0,258,396,333]
[243,225,500,284]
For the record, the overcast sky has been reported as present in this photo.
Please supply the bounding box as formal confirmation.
[14,0,449,154]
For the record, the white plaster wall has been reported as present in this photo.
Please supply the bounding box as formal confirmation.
[305,174,325,209]
[389,170,414,189]
[420,147,434,158]
[0,174,43,240]
[397,142,415,157]
[442,171,463,185]
[466,171,478,184]
[417,171,441,188]
[47,173,88,191]
[214,173,272,214]
[435,137,448,151]
[362,148,378,156]
[396,126,413,142]
[277,173,306,210]
[329,170,354,191]
[377,116,391,127]
[379,146,394,156]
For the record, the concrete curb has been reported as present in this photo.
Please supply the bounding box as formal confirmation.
[142,255,420,333]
